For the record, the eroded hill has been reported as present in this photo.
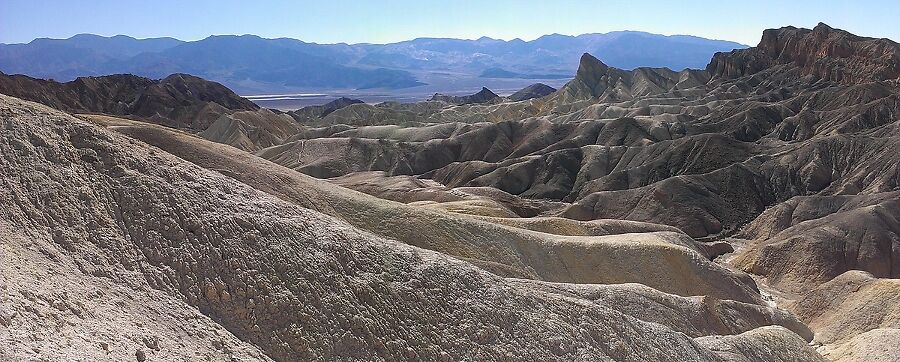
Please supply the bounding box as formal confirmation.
[1,23,898,361]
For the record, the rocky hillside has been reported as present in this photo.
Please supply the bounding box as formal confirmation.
[1,23,898,361]
[0,72,258,128]
[0,72,300,151]
[249,24,900,360]
[0,95,825,361]
[708,23,900,83]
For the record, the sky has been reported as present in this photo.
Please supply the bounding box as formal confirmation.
[2,0,898,46]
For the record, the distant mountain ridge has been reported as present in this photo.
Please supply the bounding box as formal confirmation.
[0,31,746,93]
[0,34,183,81]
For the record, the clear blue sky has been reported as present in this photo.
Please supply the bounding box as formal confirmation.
[2,0,898,45]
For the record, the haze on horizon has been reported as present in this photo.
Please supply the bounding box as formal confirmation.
[2,0,899,46]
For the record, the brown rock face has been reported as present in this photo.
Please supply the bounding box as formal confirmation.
[708,23,900,84]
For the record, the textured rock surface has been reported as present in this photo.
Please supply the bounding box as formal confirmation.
[246,24,900,360]
[695,326,825,362]
[198,108,300,151]
[3,22,900,361]
[819,328,900,362]
[0,225,273,361]
[0,95,824,361]
[787,271,900,345]
[87,114,764,304]
[734,196,900,290]
[708,23,900,84]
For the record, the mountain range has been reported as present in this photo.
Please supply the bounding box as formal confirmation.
[0,31,746,93]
